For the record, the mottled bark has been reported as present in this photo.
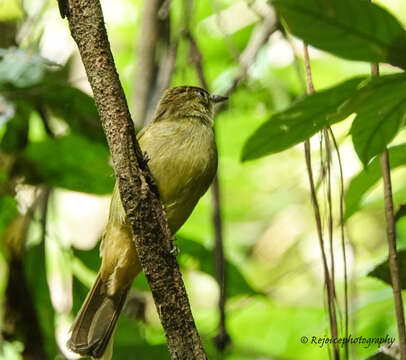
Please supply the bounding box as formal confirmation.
[59,1,207,359]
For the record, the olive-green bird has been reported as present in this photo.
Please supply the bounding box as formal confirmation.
[67,86,227,359]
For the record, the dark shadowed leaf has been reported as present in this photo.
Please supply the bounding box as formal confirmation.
[368,248,406,289]
[19,134,114,194]
[0,100,30,152]
[366,351,397,360]
[273,0,406,69]
[343,73,406,165]
[344,143,406,220]
[241,77,365,161]
[24,241,58,357]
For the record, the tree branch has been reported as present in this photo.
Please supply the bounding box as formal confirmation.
[59,1,207,358]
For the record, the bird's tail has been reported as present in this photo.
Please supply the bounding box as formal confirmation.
[67,273,129,359]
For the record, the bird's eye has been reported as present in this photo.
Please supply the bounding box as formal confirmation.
[197,90,206,100]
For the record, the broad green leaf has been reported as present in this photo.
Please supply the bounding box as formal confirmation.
[241,77,365,162]
[344,74,406,165]
[19,134,114,194]
[273,0,406,69]
[368,248,406,289]
[344,143,406,220]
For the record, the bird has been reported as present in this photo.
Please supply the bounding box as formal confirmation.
[67,85,227,359]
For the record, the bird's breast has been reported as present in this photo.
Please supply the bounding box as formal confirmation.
[138,120,217,233]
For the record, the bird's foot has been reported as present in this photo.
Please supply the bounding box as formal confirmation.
[141,151,150,166]
[170,237,180,255]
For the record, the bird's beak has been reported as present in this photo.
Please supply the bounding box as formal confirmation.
[210,94,228,103]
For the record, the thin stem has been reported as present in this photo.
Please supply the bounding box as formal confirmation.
[303,43,339,360]
[328,128,349,360]
[324,129,335,297]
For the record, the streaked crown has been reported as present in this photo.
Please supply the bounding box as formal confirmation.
[152,86,227,126]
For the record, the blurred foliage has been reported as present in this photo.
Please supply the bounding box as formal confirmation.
[0,0,406,360]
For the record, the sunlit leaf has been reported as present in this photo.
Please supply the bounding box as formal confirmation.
[344,143,406,220]
[241,77,364,162]
[273,0,406,69]
[0,0,24,21]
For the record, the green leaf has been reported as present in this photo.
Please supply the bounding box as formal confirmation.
[344,73,406,165]
[0,0,24,21]
[368,248,406,290]
[241,77,365,162]
[19,134,114,194]
[273,0,406,69]
[178,236,260,297]
[344,143,406,220]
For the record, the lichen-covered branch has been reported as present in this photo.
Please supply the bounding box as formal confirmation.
[58,1,207,358]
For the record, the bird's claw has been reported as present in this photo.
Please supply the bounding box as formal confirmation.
[170,238,180,255]
[141,151,150,166]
